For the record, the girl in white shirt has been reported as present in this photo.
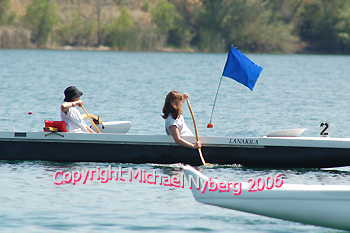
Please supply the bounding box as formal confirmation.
[61,86,96,133]
[162,91,201,149]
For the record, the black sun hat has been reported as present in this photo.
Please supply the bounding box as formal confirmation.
[63,86,83,102]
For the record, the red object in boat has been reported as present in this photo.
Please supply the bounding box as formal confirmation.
[44,120,68,132]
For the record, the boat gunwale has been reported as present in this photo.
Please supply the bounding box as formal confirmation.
[2,131,350,148]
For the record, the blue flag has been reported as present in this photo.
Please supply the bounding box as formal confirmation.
[222,46,263,91]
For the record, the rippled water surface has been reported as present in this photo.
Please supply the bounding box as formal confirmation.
[1,49,350,232]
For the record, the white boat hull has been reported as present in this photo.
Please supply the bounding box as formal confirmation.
[94,121,131,134]
[183,165,350,231]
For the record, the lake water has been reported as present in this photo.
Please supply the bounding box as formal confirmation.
[1,49,350,232]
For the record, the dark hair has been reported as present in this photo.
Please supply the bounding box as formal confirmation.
[162,91,183,119]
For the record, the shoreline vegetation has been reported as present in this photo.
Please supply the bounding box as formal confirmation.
[1,0,350,54]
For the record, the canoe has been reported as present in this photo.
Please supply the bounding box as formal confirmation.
[183,165,350,231]
[1,128,350,167]
[44,118,131,134]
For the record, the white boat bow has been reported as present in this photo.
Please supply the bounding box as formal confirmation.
[183,165,350,231]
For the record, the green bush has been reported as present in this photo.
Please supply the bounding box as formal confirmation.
[22,0,59,47]
[56,11,97,46]
[103,6,133,49]
[0,0,16,25]
[299,0,350,53]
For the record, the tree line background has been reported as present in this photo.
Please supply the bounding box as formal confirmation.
[1,0,350,53]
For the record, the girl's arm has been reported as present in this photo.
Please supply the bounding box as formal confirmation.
[61,100,84,114]
[61,100,96,133]
[169,126,201,149]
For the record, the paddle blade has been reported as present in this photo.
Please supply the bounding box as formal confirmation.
[207,122,213,128]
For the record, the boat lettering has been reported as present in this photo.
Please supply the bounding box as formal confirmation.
[229,138,259,145]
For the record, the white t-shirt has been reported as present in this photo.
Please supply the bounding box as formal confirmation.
[165,113,193,136]
[61,106,89,133]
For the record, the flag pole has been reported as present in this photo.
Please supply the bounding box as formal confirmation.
[207,45,263,128]
[207,75,223,128]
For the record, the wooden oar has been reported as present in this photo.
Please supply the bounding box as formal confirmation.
[81,106,101,133]
[186,98,208,165]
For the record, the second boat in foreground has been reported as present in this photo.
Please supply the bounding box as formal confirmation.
[183,165,350,231]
